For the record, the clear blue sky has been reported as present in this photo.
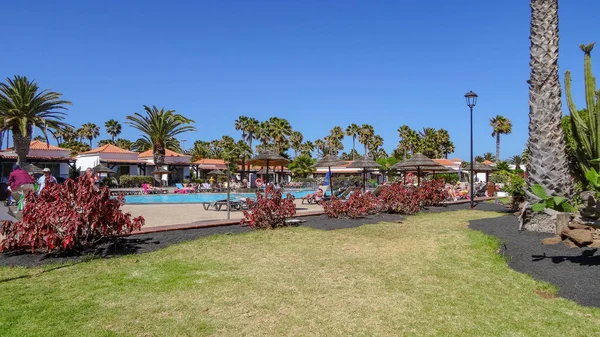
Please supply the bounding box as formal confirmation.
[3,0,600,160]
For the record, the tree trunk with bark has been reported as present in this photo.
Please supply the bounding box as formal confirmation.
[12,127,32,165]
[496,134,501,162]
[527,0,573,197]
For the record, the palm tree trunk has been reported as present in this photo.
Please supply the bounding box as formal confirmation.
[0,130,4,151]
[527,0,573,197]
[13,127,32,165]
[352,137,356,160]
[496,134,501,162]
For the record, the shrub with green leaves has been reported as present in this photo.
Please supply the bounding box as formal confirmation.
[503,173,526,209]
[119,175,155,187]
[530,184,576,213]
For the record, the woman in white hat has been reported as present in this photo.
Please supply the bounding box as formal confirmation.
[37,168,57,193]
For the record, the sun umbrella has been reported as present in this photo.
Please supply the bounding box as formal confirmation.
[391,153,446,185]
[207,169,225,175]
[313,155,347,196]
[347,155,382,192]
[247,150,289,184]
[470,162,496,182]
[152,169,171,175]
[22,164,44,175]
[93,163,115,174]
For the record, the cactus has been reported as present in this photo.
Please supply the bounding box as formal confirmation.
[565,43,600,177]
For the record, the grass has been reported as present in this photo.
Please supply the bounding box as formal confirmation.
[1,210,599,336]
[484,196,512,205]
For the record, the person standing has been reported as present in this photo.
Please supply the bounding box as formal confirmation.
[37,168,57,193]
[7,164,35,201]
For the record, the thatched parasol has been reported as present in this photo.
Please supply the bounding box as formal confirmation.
[391,153,446,185]
[470,162,496,182]
[23,164,44,175]
[313,155,347,196]
[255,167,276,175]
[347,155,382,192]
[247,150,289,184]
[93,163,115,174]
[207,169,225,175]
[152,169,171,175]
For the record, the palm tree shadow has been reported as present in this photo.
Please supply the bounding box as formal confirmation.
[532,249,600,266]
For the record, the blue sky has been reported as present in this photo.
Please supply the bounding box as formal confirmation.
[3,0,600,160]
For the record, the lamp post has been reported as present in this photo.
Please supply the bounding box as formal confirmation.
[464,91,478,209]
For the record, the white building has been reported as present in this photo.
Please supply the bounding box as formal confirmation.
[138,149,193,184]
[0,140,73,181]
[76,144,148,179]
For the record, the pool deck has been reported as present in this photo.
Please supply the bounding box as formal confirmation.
[122,199,324,232]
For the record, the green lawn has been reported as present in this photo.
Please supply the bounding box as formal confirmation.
[1,210,599,336]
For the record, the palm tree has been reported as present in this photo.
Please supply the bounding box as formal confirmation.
[489,115,512,162]
[474,155,484,163]
[367,135,384,159]
[314,139,327,157]
[234,116,250,178]
[288,155,316,178]
[105,119,122,142]
[345,123,361,159]
[126,105,196,170]
[437,129,455,158]
[327,126,345,155]
[0,76,72,164]
[290,131,303,158]
[358,124,374,156]
[483,152,495,162]
[81,122,100,147]
[510,155,524,170]
[300,140,314,157]
[266,117,292,152]
[527,0,572,197]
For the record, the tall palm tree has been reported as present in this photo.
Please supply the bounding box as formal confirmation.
[367,134,384,159]
[245,117,260,151]
[290,131,304,158]
[358,124,374,156]
[483,152,495,162]
[300,140,314,157]
[266,117,292,152]
[234,116,249,178]
[345,123,361,159]
[105,119,122,142]
[126,105,196,170]
[527,0,572,197]
[489,115,512,162]
[437,128,455,159]
[81,122,100,147]
[0,76,71,164]
[327,126,345,155]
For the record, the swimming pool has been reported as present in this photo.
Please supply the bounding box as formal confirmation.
[124,190,313,204]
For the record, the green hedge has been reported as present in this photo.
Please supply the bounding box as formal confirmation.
[119,175,155,187]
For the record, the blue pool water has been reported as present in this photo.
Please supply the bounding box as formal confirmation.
[124,190,313,204]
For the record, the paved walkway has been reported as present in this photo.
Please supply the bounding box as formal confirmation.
[122,199,324,230]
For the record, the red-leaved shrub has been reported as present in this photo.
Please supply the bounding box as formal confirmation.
[321,192,379,218]
[0,176,144,253]
[417,179,447,207]
[378,184,421,215]
[241,185,296,229]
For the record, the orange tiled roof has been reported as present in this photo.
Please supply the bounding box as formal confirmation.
[449,157,462,162]
[139,148,190,158]
[433,159,456,166]
[194,158,226,165]
[482,160,494,165]
[2,140,68,152]
[79,144,137,155]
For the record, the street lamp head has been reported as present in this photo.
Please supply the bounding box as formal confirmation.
[464,91,478,108]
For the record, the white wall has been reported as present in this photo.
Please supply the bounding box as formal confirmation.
[76,156,99,171]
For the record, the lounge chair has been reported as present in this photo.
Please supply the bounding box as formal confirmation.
[301,186,326,204]
[174,183,194,194]
[202,199,246,211]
